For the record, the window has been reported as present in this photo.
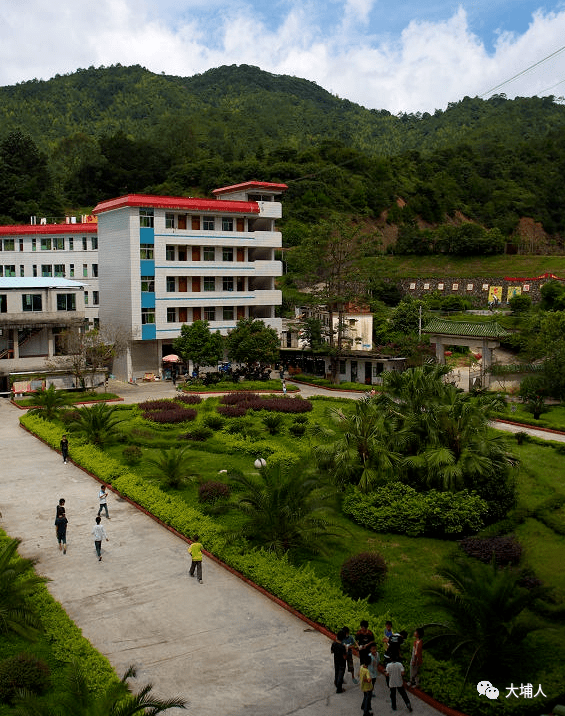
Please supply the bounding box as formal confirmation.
[84,292,88,305]
[32,238,36,252]
[166,245,175,261]
[53,237,64,250]
[0,267,3,277]
[3,239,14,251]
[91,237,98,250]
[0,295,6,313]
[22,294,42,312]
[141,308,155,324]
[203,217,215,230]
[339,360,346,374]
[69,264,74,277]
[166,276,176,292]
[223,276,234,292]
[41,265,52,277]
[32,265,37,277]
[203,277,215,292]
[140,209,154,228]
[93,291,99,305]
[69,237,73,251]
[41,238,52,250]
[140,244,154,259]
[203,247,215,261]
[167,307,176,323]
[204,306,216,321]
[57,294,76,311]
[19,239,23,252]
[82,237,88,251]
[223,306,234,320]
[92,264,98,277]
[222,247,233,262]
[166,213,174,229]
[82,264,88,278]
[4,265,15,277]
[20,265,24,277]
[54,264,65,277]
[141,276,155,292]
[222,217,233,231]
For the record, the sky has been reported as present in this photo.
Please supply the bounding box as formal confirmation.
[2,0,565,113]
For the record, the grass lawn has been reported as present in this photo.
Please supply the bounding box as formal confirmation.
[496,402,565,432]
[177,379,297,392]
[290,374,376,391]
[13,391,121,407]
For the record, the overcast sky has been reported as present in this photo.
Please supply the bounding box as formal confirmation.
[2,0,565,113]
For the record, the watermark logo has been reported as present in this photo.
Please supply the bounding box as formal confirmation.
[477,681,499,700]
[477,682,547,700]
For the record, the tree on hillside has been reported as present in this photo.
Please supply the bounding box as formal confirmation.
[173,320,224,375]
[225,319,279,370]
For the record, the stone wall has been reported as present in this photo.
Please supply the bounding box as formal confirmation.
[397,274,564,304]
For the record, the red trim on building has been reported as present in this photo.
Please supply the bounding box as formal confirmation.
[212,181,288,195]
[0,223,97,235]
[92,194,260,215]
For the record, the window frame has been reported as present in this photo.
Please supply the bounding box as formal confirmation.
[22,294,42,312]
[203,277,216,292]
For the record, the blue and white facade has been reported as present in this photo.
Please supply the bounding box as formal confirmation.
[93,182,286,381]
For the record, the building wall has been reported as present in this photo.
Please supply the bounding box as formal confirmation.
[399,275,557,303]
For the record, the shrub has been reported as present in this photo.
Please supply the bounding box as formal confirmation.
[143,407,197,424]
[198,481,231,504]
[181,426,213,441]
[217,405,247,418]
[343,483,489,537]
[175,394,202,405]
[459,535,523,566]
[203,414,225,430]
[122,445,142,465]
[262,413,283,435]
[340,552,387,601]
[288,422,306,437]
[0,652,50,703]
[293,415,309,424]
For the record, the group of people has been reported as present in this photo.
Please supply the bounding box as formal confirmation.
[331,619,424,714]
[54,480,111,561]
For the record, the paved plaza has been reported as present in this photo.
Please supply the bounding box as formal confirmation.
[1,382,451,716]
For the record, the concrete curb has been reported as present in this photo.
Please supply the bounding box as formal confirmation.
[495,418,565,436]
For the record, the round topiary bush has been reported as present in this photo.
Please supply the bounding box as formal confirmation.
[0,653,50,703]
[340,552,387,601]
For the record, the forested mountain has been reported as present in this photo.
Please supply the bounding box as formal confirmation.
[1,63,565,248]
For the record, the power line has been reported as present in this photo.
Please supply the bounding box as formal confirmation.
[480,43,565,98]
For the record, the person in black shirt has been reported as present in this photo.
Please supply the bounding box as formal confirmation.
[331,629,348,693]
[355,620,375,663]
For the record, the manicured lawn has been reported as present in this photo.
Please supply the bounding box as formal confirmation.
[13,391,121,407]
[177,379,297,392]
[496,402,565,432]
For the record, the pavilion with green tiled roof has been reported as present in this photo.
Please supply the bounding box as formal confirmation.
[422,318,512,384]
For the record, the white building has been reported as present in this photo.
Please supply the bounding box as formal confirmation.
[93,182,287,382]
[0,277,86,392]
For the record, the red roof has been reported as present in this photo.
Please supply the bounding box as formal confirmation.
[212,181,288,196]
[0,223,97,236]
[92,194,260,215]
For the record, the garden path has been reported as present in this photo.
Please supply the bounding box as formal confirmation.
[0,393,444,716]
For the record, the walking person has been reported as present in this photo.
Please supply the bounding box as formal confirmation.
[56,498,66,518]
[60,434,69,464]
[282,379,287,395]
[355,620,375,664]
[97,484,110,519]
[410,628,424,687]
[359,654,373,716]
[368,642,379,694]
[385,655,413,712]
[55,510,68,554]
[188,535,203,583]
[342,626,359,684]
[92,515,108,561]
[331,629,348,694]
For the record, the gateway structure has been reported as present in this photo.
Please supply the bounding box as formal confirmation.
[93,182,286,382]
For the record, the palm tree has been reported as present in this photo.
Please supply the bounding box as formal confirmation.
[68,403,125,446]
[228,464,341,557]
[144,447,193,489]
[423,556,543,683]
[28,385,69,420]
[12,660,186,715]
[0,538,46,641]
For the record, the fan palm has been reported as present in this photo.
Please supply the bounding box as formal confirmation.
[144,447,193,489]
[0,538,47,641]
[68,403,125,446]
[228,464,341,557]
[28,385,69,420]
[423,556,543,684]
[12,660,186,715]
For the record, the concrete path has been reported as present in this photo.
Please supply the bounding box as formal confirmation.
[0,392,442,716]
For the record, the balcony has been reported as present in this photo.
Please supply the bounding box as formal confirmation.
[0,312,85,329]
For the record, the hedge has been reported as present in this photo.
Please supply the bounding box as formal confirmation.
[20,414,373,634]
[342,483,489,537]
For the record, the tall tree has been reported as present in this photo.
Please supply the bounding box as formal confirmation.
[173,320,224,375]
[225,319,279,369]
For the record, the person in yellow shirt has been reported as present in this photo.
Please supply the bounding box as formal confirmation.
[188,535,203,583]
[359,656,373,716]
